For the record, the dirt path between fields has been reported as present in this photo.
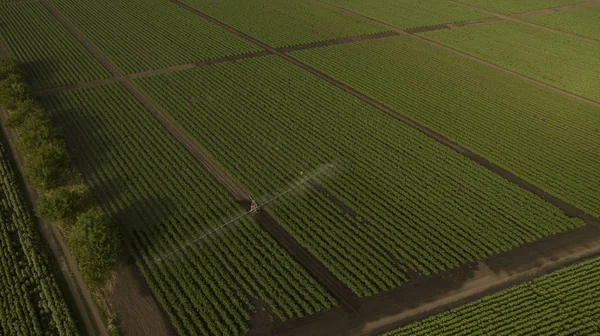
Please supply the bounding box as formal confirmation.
[272,223,600,336]
[0,111,102,336]
[450,0,600,43]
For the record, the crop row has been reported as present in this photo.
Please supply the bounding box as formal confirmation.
[134,56,581,297]
[47,0,261,75]
[42,83,336,336]
[420,20,600,103]
[0,2,109,90]
[0,134,77,334]
[386,254,600,335]
[292,36,600,216]
[454,0,585,15]
[179,0,388,48]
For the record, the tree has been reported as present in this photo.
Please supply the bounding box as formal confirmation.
[23,140,70,190]
[0,73,29,110]
[69,208,120,285]
[0,58,21,80]
[6,99,46,129]
[37,183,89,228]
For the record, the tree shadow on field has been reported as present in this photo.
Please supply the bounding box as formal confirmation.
[22,58,59,92]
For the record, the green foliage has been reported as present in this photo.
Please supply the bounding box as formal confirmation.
[0,57,22,79]
[44,83,337,335]
[37,183,89,227]
[0,72,29,110]
[134,56,582,297]
[47,0,261,74]
[6,98,45,129]
[69,208,120,285]
[385,255,600,335]
[526,4,600,41]
[22,140,70,190]
[420,20,600,103]
[293,36,600,216]
[0,137,77,335]
[0,2,109,89]
[179,0,387,47]
[320,0,490,29]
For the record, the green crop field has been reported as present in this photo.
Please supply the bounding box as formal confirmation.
[135,56,581,296]
[385,254,600,335]
[43,83,336,335]
[0,135,77,334]
[48,0,261,74]
[526,4,600,41]
[420,20,600,102]
[293,36,600,217]
[320,0,491,29]
[0,2,109,89]
[453,0,585,14]
[1,0,599,335]
[179,0,388,47]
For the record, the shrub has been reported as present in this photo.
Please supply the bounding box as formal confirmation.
[37,183,89,227]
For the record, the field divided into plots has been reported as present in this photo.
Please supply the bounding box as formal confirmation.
[454,0,585,14]
[47,0,261,74]
[293,36,600,217]
[135,56,582,297]
[0,135,77,334]
[385,254,600,335]
[179,0,389,48]
[319,0,491,29]
[420,20,600,102]
[526,4,600,40]
[0,2,109,89]
[42,83,336,335]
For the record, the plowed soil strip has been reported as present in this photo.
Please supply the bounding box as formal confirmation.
[255,211,361,314]
[450,0,600,43]
[277,31,397,53]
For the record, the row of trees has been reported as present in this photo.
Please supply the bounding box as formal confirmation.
[0,57,120,286]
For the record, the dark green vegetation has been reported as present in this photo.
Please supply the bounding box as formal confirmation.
[420,20,600,102]
[0,2,109,89]
[0,58,119,286]
[48,0,262,74]
[43,83,337,335]
[293,36,600,216]
[385,254,600,335]
[526,4,600,40]
[0,114,77,334]
[135,56,582,296]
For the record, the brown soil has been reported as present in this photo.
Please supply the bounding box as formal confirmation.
[0,110,105,336]
[277,31,397,53]
[103,251,176,336]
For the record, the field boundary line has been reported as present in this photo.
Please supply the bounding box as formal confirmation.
[37,0,363,315]
[513,0,600,18]
[171,0,599,227]
[0,109,104,336]
[449,0,600,43]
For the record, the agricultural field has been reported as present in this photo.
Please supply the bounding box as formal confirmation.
[179,0,389,47]
[385,254,600,335]
[135,56,582,296]
[420,20,600,102]
[47,0,261,74]
[42,83,336,335]
[0,134,77,334]
[293,36,600,216]
[526,4,600,40]
[0,0,599,335]
[319,0,492,29]
[0,2,109,89]
[453,0,585,14]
